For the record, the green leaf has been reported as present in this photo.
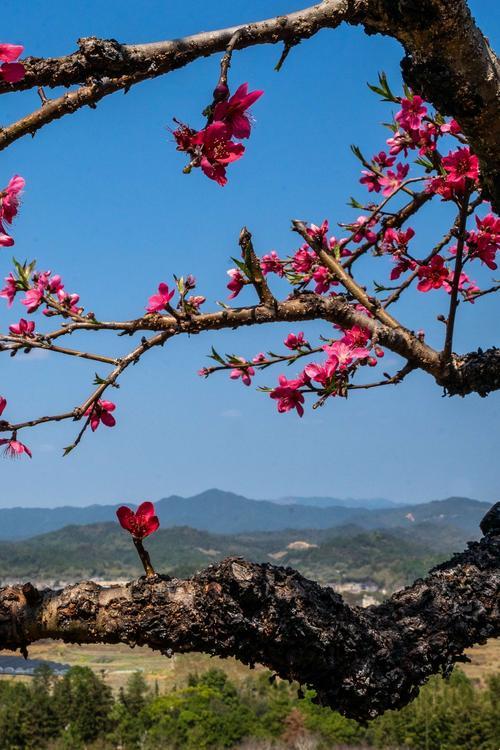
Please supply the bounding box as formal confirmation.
[209,347,225,366]
[348,196,365,209]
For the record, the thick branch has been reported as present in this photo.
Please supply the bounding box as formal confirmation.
[0,504,498,721]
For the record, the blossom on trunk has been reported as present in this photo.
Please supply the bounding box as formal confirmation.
[116,501,160,539]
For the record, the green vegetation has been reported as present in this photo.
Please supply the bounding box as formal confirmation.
[0,664,497,749]
[0,521,468,592]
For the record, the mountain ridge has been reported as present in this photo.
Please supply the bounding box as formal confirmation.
[0,489,491,540]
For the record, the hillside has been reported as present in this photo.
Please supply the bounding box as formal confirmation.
[0,520,470,592]
[0,489,491,539]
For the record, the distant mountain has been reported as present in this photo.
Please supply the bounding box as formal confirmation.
[0,489,491,540]
[275,496,401,509]
[0,521,467,592]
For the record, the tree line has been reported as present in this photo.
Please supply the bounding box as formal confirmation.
[0,663,497,749]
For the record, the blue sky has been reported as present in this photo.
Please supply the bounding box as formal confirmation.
[0,0,499,507]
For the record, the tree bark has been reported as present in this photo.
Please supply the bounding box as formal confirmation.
[0,503,498,721]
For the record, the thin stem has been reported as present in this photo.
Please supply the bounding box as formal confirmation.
[443,196,470,362]
[133,538,156,578]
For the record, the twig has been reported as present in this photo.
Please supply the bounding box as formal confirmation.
[443,196,470,362]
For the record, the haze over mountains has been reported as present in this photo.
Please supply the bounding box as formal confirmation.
[0,489,491,540]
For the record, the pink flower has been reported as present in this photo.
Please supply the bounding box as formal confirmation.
[193,122,245,186]
[417,255,449,292]
[1,175,25,224]
[0,438,32,459]
[312,265,334,294]
[0,225,14,247]
[342,325,371,348]
[307,220,329,247]
[441,147,479,192]
[284,332,308,350]
[0,273,17,306]
[230,358,255,386]
[213,83,264,139]
[323,340,370,370]
[21,287,44,313]
[443,270,479,297]
[0,397,6,417]
[395,95,427,131]
[349,215,377,243]
[390,256,417,280]
[85,400,116,431]
[0,44,25,84]
[172,123,198,152]
[186,295,206,310]
[373,151,396,169]
[386,130,413,156]
[227,268,245,299]
[381,227,415,253]
[116,501,160,539]
[9,318,35,336]
[463,213,500,270]
[304,359,338,387]
[292,245,316,275]
[270,375,305,417]
[56,289,82,315]
[37,271,64,294]
[440,119,461,135]
[425,175,455,201]
[146,283,175,313]
[379,163,410,196]
[252,352,267,364]
[360,171,382,193]
[260,251,283,276]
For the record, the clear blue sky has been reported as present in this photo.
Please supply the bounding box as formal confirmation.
[1,1,499,507]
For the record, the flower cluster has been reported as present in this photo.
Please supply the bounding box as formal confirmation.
[0,44,25,84]
[173,83,263,186]
[0,261,83,317]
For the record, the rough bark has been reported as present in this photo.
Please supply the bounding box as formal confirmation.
[0,504,498,721]
[3,0,499,208]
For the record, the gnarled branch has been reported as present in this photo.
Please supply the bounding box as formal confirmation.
[0,503,498,721]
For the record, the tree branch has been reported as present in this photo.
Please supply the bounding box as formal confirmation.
[1,1,498,208]
[0,503,498,721]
